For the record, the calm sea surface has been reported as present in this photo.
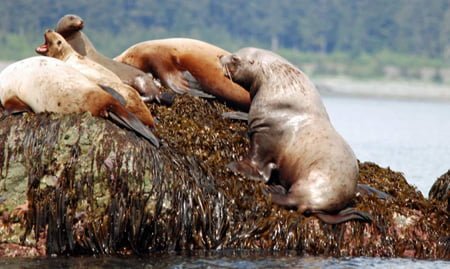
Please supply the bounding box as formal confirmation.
[0,254,448,269]
[323,95,450,197]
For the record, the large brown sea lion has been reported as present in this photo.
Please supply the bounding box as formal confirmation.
[55,14,167,104]
[114,38,251,111]
[0,56,159,147]
[36,29,155,127]
[220,48,371,224]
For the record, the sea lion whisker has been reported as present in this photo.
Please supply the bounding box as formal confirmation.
[224,64,233,83]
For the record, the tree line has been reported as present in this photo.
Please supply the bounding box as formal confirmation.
[0,0,449,76]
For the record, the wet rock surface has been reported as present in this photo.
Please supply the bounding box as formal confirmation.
[0,94,448,259]
[429,170,449,213]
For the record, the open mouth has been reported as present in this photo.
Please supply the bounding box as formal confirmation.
[35,31,50,55]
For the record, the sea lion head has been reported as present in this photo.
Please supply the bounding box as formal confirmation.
[35,29,74,60]
[219,49,257,90]
[55,14,84,37]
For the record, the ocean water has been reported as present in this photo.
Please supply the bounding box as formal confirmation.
[322,95,450,197]
[0,254,448,269]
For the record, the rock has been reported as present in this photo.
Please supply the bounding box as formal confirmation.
[429,170,449,212]
[0,95,448,259]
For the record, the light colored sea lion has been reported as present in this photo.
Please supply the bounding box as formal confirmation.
[114,38,251,111]
[0,56,159,147]
[35,29,155,127]
[220,47,371,224]
[55,14,167,104]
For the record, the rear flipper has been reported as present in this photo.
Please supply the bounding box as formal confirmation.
[311,207,372,224]
[108,104,160,148]
[132,74,163,103]
[269,190,372,224]
[228,159,276,182]
[222,111,249,121]
[357,184,392,200]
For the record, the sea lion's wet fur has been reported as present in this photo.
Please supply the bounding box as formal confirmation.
[115,38,251,111]
[36,29,155,127]
[55,14,162,102]
[221,48,366,223]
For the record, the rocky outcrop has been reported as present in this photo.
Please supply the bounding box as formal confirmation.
[0,95,448,259]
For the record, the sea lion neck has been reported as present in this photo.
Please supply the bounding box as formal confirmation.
[62,30,88,56]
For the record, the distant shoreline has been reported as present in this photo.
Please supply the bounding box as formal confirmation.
[1,60,448,102]
[314,76,450,103]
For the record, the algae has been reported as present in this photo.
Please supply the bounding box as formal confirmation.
[0,95,448,258]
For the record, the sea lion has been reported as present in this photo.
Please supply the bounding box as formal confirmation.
[55,14,168,104]
[36,29,155,127]
[114,38,251,111]
[0,56,159,147]
[220,48,370,224]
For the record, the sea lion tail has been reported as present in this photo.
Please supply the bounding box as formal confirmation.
[108,104,160,148]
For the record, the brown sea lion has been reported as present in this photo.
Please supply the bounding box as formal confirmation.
[55,14,168,104]
[114,38,251,111]
[220,48,371,224]
[36,29,155,127]
[0,56,159,147]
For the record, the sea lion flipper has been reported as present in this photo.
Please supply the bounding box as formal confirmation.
[163,71,215,99]
[222,111,249,121]
[181,71,215,99]
[2,96,33,115]
[227,160,266,181]
[357,184,392,200]
[312,208,373,224]
[108,104,160,148]
[98,84,127,106]
[270,192,302,209]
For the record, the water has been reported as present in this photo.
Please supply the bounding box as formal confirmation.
[323,95,450,197]
[0,255,448,269]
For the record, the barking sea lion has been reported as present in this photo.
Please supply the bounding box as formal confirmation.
[36,29,155,127]
[55,14,168,104]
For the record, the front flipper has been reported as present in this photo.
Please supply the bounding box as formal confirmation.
[108,103,160,148]
[311,207,372,224]
[181,71,215,98]
[2,96,32,116]
[98,84,127,106]
[161,70,215,99]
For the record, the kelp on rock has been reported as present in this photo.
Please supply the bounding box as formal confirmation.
[0,94,448,258]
